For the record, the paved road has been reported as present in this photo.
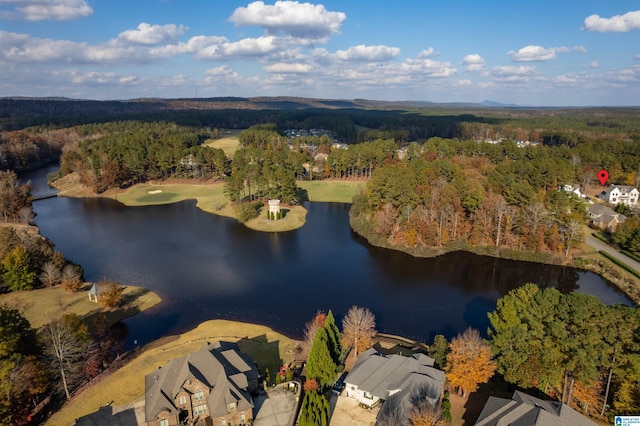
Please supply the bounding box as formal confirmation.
[585,234,640,273]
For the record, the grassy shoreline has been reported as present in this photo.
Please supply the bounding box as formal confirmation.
[52,175,364,232]
[0,283,161,330]
[46,319,298,426]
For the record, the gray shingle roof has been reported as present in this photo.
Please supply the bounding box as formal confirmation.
[145,341,257,422]
[345,349,444,401]
[475,390,598,426]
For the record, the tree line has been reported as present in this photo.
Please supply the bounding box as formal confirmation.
[350,139,591,259]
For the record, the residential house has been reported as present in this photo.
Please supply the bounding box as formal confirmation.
[560,184,586,199]
[587,204,626,231]
[599,185,639,207]
[344,349,444,411]
[475,390,598,425]
[145,341,259,426]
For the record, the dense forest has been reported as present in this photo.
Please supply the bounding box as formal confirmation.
[489,283,640,416]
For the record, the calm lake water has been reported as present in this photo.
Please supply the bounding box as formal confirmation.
[24,165,633,348]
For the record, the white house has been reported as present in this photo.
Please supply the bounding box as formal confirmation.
[599,185,639,207]
[344,349,444,409]
[560,184,586,199]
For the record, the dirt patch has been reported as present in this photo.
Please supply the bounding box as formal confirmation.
[329,395,379,426]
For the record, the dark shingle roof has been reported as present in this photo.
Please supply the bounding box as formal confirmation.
[475,390,598,426]
[145,341,257,422]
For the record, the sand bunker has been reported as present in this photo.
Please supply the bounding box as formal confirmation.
[148,190,163,194]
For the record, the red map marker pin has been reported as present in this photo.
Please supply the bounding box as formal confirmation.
[598,169,609,187]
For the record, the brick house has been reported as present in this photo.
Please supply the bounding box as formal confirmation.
[145,341,259,426]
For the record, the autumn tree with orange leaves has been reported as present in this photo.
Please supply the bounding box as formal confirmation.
[445,328,495,398]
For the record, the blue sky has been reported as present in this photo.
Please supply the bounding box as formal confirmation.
[0,0,639,106]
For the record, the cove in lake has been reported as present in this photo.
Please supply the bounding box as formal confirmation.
[25,165,633,348]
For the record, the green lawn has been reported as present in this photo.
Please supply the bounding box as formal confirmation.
[114,183,236,218]
[0,283,161,330]
[204,129,243,157]
[46,320,297,426]
[298,180,365,203]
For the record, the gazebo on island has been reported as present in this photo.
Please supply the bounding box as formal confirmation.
[268,199,282,220]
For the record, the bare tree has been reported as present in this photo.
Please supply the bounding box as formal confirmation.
[39,261,60,288]
[523,202,548,235]
[18,206,34,224]
[342,306,376,359]
[60,264,82,292]
[41,314,91,399]
[562,218,583,258]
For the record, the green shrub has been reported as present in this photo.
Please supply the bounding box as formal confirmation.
[235,201,262,223]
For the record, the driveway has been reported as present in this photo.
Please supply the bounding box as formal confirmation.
[254,382,301,426]
[329,394,379,426]
[585,234,640,272]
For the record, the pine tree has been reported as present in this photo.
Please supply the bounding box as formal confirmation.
[299,391,330,426]
[306,327,337,388]
[324,310,343,365]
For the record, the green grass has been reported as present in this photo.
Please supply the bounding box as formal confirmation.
[297,180,365,203]
[113,183,308,232]
[204,129,243,157]
[245,205,308,232]
[114,183,236,218]
[599,251,640,279]
[46,320,297,426]
[0,284,161,330]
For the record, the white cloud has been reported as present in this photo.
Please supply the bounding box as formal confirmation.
[456,79,472,86]
[492,65,535,83]
[0,0,92,21]
[228,1,346,41]
[584,10,640,32]
[118,23,188,46]
[335,45,400,62]
[263,62,312,73]
[463,54,485,71]
[417,48,435,59]
[508,45,584,62]
[583,61,599,68]
[554,73,580,86]
[635,54,640,60]
[509,45,556,62]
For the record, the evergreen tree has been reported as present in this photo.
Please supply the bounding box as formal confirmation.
[430,334,449,369]
[306,327,337,388]
[299,391,330,426]
[324,310,343,365]
[2,246,37,291]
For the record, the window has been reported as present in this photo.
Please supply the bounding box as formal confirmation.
[228,402,236,412]
[241,412,246,423]
[160,419,169,426]
[364,391,373,400]
[193,404,207,416]
[178,395,187,405]
[221,419,226,426]
[193,391,204,401]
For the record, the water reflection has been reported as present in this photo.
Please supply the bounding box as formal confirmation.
[24,167,632,348]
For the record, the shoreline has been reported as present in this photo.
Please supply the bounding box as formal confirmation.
[52,174,308,232]
[50,175,640,304]
[349,213,640,306]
